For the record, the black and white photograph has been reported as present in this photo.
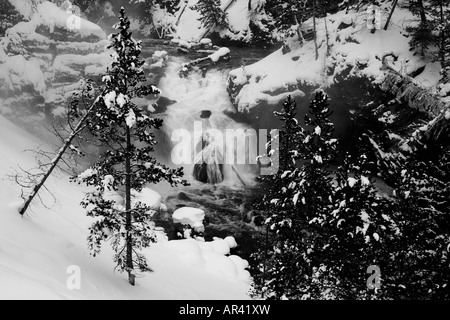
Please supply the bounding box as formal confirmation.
[0,0,449,304]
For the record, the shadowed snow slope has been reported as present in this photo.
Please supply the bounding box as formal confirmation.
[0,115,251,300]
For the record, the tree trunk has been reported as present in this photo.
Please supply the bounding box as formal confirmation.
[198,0,236,41]
[223,0,236,12]
[262,222,269,299]
[293,12,303,45]
[313,0,318,60]
[439,0,445,70]
[125,126,135,286]
[175,0,188,26]
[19,102,95,216]
[416,0,427,23]
[324,15,330,56]
[384,0,399,30]
[416,0,427,57]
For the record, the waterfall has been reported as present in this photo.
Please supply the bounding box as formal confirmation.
[157,57,257,186]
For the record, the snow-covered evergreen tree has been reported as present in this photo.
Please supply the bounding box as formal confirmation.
[251,95,306,299]
[307,152,397,299]
[430,0,450,84]
[295,90,337,221]
[406,21,434,57]
[73,8,188,286]
[252,91,341,299]
[378,147,450,299]
[193,0,229,31]
[407,0,450,82]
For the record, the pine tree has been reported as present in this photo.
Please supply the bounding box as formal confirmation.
[252,91,339,299]
[406,21,434,57]
[264,0,304,39]
[379,148,450,299]
[308,152,397,299]
[73,8,188,286]
[406,0,432,57]
[407,0,450,74]
[0,1,23,36]
[193,0,229,31]
[251,95,306,299]
[429,0,450,84]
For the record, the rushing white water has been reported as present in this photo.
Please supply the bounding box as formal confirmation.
[157,57,258,187]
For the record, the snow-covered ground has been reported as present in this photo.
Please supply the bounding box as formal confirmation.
[228,3,446,112]
[0,114,251,299]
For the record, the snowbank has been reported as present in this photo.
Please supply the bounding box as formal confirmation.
[166,237,250,283]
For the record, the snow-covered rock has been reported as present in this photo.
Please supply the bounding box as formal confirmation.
[7,1,106,44]
[0,55,46,94]
[166,237,251,283]
[200,38,212,45]
[208,47,230,63]
[172,207,205,232]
